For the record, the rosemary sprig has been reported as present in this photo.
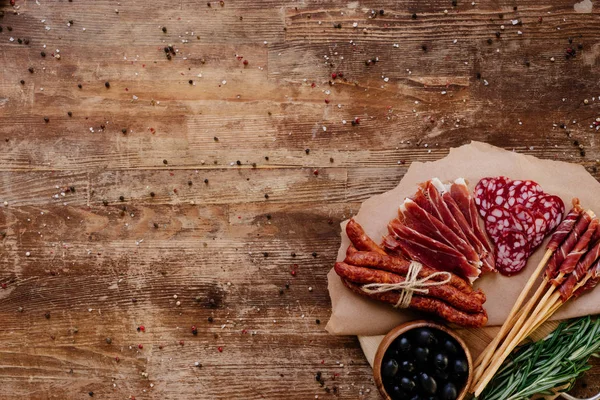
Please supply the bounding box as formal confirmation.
[477,316,600,400]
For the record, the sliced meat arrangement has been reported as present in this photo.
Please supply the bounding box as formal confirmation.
[474,176,565,275]
[382,178,495,283]
[335,220,488,327]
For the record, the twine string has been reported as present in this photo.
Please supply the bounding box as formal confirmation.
[360,262,452,308]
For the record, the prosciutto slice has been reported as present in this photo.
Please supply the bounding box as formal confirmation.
[573,261,600,298]
[559,239,600,300]
[555,217,599,281]
[545,210,594,280]
[427,179,468,242]
[401,198,481,267]
[384,223,480,282]
[450,178,495,272]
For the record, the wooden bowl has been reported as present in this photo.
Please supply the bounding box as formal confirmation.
[373,320,473,400]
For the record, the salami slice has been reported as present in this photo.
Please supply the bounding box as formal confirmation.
[495,230,530,275]
[512,205,535,237]
[475,176,511,217]
[529,212,549,249]
[505,180,543,208]
[484,206,515,242]
[533,194,565,231]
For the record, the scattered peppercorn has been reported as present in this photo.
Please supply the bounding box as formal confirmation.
[67,111,72,117]
[119,196,125,201]
[28,67,34,73]
[487,38,493,45]
[191,325,198,335]
[265,156,269,161]
[121,128,127,134]
[20,80,24,85]
[495,31,501,38]
[45,312,50,319]
[316,319,321,324]
[89,392,94,397]
[279,288,284,295]
[78,84,82,89]
[162,26,167,33]
[315,371,322,381]
[17,38,22,44]
[153,223,159,229]
[421,44,427,51]
[102,200,108,206]
[412,13,417,19]
[189,80,193,85]
[266,214,271,220]
[285,282,290,289]
[105,82,110,88]
[150,192,155,197]
[578,43,583,50]
[305,148,310,154]
[513,6,517,10]
[41,51,46,57]
[213,136,219,142]
[163,159,168,165]
[44,117,49,123]
[263,252,268,257]
[7,27,12,31]
[208,316,213,323]
[264,194,269,199]
[312,252,317,257]
[236,160,241,165]
[106,337,112,344]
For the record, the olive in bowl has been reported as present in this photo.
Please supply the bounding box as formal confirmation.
[373,320,473,400]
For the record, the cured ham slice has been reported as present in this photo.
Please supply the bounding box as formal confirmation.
[547,199,582,251]
[385,222,480,282]
[400,198,481,266]
[427,179,469,242]
[443,191,489,264]
[450,178,495,272]
[545,210,594,280]
[573,261,600,298]
[555,214,598,279]
[558,239,600,300]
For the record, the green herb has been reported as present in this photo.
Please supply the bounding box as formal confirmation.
[477,316,600,400]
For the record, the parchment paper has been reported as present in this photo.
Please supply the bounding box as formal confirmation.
[327,141,600,336]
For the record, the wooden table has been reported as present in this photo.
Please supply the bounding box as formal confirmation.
[0,0,598,398]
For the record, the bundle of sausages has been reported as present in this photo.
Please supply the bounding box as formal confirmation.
[335,219,488,327]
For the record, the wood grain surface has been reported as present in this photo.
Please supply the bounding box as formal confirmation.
[0,0,599,399]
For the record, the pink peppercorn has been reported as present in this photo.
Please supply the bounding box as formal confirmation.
[138,344,143,349]
[218,346,223,352]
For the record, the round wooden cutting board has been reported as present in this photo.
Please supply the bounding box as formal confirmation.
[358,321,563,399]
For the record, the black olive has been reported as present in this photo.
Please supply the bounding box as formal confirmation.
[441,382,458,400]
[414,347,430,364]
[452,358,469,378]
[419,373,438,395]
[382,359,399,379]
[400,377,416,392]
[415,328,437,347]
[397,336,412,353]
[433,368,449,381]
[400,360,415,373]
[443,339,459,355]
[389,385,407,399]
[433,353,449,370]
